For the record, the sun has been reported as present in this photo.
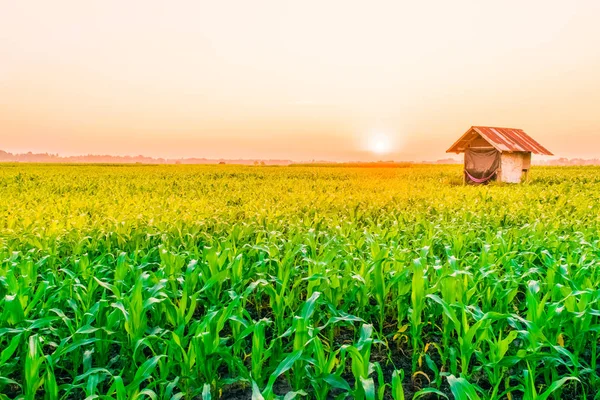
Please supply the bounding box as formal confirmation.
[367,133,393,154]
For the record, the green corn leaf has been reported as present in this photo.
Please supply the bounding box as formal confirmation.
[2,294,25,325]
[252,381,265,400]
[359,377,376,400]
[0,333,22,364]
[324,374,351,392]
[537,377,580,400]
[283,391,307,399]
[447,375,482,400]
[413,388,449,399]
[263,350,303,398]
[136,389,159,399]
[128,355,166,394]
[202,384,212,400]
[300,292,321,319]
[391,370,405,400]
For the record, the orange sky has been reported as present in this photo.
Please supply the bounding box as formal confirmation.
[1,0,600,161]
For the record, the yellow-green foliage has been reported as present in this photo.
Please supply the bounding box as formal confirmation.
[1,164,599,399]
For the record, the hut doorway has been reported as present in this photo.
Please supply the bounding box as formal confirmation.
[464,148,500,184]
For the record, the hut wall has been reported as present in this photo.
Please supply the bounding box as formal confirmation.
[522,153,532,170]
[521,153,532,181]
[499,153,529,183]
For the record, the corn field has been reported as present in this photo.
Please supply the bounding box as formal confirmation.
[1,164,599,400]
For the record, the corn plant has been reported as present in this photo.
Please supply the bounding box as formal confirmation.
[1,164,599,399]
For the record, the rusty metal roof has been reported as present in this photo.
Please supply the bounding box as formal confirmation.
[446,126,553,155]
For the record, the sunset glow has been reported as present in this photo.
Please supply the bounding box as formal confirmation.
[2,1,600,161]
[367,132,394,155]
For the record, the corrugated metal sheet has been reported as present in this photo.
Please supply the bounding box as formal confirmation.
[447,126,553,155]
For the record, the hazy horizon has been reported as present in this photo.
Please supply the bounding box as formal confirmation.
[2,1,600,161]
[5,147,600,166]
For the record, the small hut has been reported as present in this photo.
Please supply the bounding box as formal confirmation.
[447,126,553,184]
